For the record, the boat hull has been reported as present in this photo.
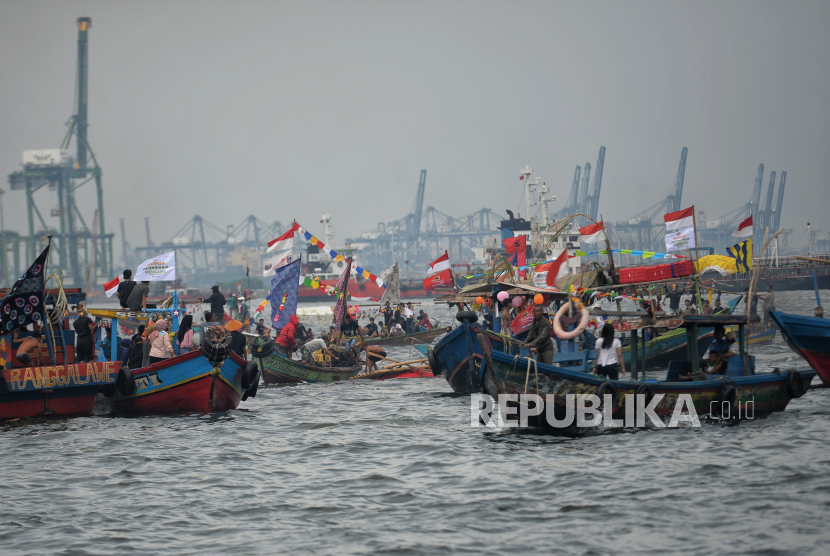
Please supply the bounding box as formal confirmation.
[621,328,715,369]
[769,311,830,384]
[98,351,247,415]
[480,348,815,428]
[703,270,830,293]
[1,361,119,420]
[259,353,362,384]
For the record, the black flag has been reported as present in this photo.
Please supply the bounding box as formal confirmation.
[1,245,49,333]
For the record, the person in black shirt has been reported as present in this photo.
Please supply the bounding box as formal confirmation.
[256,318,267,336]
[381,302,393,327]
[127,326,145,369]
[365,317,379,338]
[337,313,363,365]
[73,309,97,363]
[115,269,136,309]
[203,286,227,321]
[226,320,247,358]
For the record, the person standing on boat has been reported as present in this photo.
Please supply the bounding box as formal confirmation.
[228,294,238,320]
[177,315,195,354]
[522,304,555,365]
[702,300,714,315]
[498,303,512,336]
[403,302,415,334]
[198,312,219,342]
[364,344,387,373]
[126,326,145,369]
[337,312,364,365]
[754,284,776,329]
[115,269,135,309]
[275,314,300,356]
[665,284,685,315]
[238,297,249,330]
[381,301,393,328]
[73,307,97,363]
[592,323,626,379]
[226,320,247,359]
[203,286,227,322]
[148,320,175,364]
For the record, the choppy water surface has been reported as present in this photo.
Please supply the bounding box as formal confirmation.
[2,291,829,555]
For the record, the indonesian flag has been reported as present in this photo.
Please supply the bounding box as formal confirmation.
[732,215,753,238]
[427,252,451,275]
[503,235,526,254]
[664,207,694,231]
[103,276,121,298]
[423,268,453,290]
[266,222,299,253]
[578,221,605,244]
[545,249,570,289]
[511,305,535,335]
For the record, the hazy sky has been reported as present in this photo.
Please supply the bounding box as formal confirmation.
[2,0,829,257]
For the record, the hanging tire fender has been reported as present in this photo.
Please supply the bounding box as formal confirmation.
[596,381,618,409]
[250,339,275,359]
[455,311,479,324]
[115,367,136,396]
[241,361,259,391]
[635,383,654,406]
[717,385,738,416]
[786,369,805,398]
[427,350,441,376]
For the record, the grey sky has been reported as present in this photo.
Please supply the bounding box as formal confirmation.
[2,0,829,256]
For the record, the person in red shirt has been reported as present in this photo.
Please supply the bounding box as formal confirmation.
[276,314,300,356]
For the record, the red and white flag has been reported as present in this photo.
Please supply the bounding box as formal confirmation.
[427,252,450,275]
[423,268,453,290]
[732,215,753,238]
[545,249,571,289]
[511,305,535,335]
[664,207,695,231]
[266,222,298,253]
[103,276,121,298]
[578,221,605,244]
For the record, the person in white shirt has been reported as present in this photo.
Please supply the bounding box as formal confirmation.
[402,302,415,334]
[592,323,626,380]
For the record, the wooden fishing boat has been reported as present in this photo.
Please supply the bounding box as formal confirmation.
[96,350,255,415]
[257,352,362,384]
[1,360,119,419]
[770,311,830,384]
[349,367,436,381]
[620,327,715,369]
[480,315,815,429]
[363,326,450,348]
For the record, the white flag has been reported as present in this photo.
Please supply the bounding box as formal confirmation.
[135,251,176,281]
[664,227,696,252]
[262,249,293,276]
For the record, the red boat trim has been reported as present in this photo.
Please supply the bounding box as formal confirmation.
[117,372,214,400]
[130,350,203,376]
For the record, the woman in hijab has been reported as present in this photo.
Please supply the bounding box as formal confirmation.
[177,314,195,353]
[148,319,175,364]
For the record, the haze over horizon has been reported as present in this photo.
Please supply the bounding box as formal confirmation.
[2,0,829,261]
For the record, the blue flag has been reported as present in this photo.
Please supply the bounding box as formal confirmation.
[269,259,301,328]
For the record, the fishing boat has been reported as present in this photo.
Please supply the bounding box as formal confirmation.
[257,351,362,384]
[769,311,830,384]
[702,257,830,293]
[96,350,254,415]
[479,314,815,429]
[363,326,450,348]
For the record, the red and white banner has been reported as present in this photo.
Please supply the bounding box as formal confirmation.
[578,221,605,244]
[664,207,694,231]
[732,215,753,238]
[503,235,527,254]
[544,249,571,289]
[103,276,121,298]
[511,305,535,335]
[427,252,450,275]
[423,268,453,290]
[267,223,298,253]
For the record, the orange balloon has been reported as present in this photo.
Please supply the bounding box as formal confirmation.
[534,294,545,305]
[484,298,493,307]
[475,296,484,305]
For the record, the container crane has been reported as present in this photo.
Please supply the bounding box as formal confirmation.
[585,146,606,221]
[762,171,777,232]
[772,172,786,231]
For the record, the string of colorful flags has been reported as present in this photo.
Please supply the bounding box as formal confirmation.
[295,222,387,290]
[301,276,341,297]
[573,249,686,259]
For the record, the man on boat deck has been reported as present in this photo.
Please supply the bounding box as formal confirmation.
[416,310,432,332]
[276,314,300,356]
[226,320,247,359]
[203,286,227,321]
[522,304,555,365]
[337,312,364,365]
[403,302,415,334]
[365,317,379,338]
[115,269,135,309]
[665,284,685,315]
[702,300,714,315]
[754,284,776,329]
[73,307,97,363]
[382,301,393,328]
[14,330,42,367]
[683,299,697,315]
[709,331,738,374]
[126,281,150,311]
[713,299,726,314]
[301,338,334,367]
[227,294,238,319]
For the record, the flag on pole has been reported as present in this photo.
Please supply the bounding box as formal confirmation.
[378,261,401,306]
[423,268,453,290]
[544,249,571,289]
[332,258,353,329]
[266,223,298,252]
[503,235,526,254]
[427,252,450,275]
[578,221,606,244]
[664,207,695,231]
[727,238,753,273]
[732,215,753,238]
[135,251,176,281]
[664,226,697,252]
[269,259,301,326]
[103,275,122,298]
[1,245,49,333]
